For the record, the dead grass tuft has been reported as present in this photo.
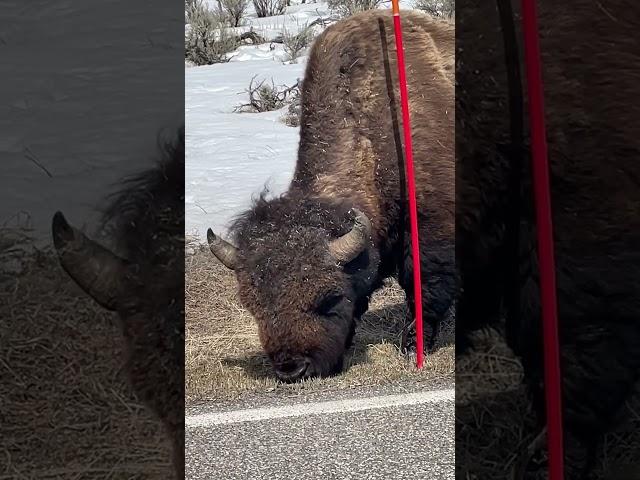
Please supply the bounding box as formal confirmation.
[455,330,538,479]
[456,325,640,478]
[185,246,454,403]
[0,228,171,478]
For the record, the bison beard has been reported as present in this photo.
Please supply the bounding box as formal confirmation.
[208,9,455,382]
[51,127,185,479]
[456,0,640,477]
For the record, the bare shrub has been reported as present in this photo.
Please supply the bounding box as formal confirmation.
[281,80,302,126]
[185,0,239,65]
[327,0,380,18]
[239,28,268,44]
[282,24,316,62]
[235,76,300,113]
[221,0,249,27]
[414,0,455,19]
[282,108,300,127]
[252,0,286,18]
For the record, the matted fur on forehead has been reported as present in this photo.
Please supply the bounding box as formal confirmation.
[228,191,363,249]
[228,192,364,308]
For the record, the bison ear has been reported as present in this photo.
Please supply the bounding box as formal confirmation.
[51,211,129,311]
[207,228,239,270]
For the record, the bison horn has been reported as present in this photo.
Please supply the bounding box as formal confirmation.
[328,209,372,264]
[51,211,129,311]
[207,228,238,270]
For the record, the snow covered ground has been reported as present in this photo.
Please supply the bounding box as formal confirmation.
[1,0,183,244]
[185,51,306,240]
[186,0,417,240]
[186,2,326,240]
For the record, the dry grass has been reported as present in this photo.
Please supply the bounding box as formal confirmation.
[6,225,637,477]
[456,327,640,479]
[455,330,541,479]
[185,245,454,403]
[0,228,172,479]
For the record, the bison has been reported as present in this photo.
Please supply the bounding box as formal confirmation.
[51,128,185,478]
[456,0,640,477]
[207,9,454,382]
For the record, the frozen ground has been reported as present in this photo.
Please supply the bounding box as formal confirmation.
[186,0,418,240]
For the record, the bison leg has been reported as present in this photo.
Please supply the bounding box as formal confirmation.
[400,317,417,353]
[455,259,505,356]
[399,239,454,354]
[510,426,547,480]
[399,311,440,354]
[578,442,599,480]
[511,426,602,480]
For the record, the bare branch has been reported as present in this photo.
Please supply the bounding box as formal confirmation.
[234,75,300,113]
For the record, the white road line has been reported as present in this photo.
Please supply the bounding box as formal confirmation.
[186,388,454,428]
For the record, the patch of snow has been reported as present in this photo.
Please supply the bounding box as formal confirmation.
[186,58,305,239]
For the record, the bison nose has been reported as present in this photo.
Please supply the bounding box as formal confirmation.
[274,357,311,383]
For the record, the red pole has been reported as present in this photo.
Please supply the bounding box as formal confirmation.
[390,0,424,369]
[520,1,564,478]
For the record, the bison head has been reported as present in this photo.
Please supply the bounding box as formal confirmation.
[209,206,379,383]
[50,211,184,479]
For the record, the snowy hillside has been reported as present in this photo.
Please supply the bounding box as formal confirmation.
[185,0,419,240]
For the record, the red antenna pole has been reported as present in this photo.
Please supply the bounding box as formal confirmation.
[520,0,564,478]
[390,0,424,369]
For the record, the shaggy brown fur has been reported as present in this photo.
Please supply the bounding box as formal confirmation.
[456,1,640,477]
[52,128,185,478]
[211,10,454,382]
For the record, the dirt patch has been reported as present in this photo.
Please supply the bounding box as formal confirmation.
[0,228,171,478]
[185,245,455,403]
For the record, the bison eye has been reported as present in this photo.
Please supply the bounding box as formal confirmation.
[316,294,344,316]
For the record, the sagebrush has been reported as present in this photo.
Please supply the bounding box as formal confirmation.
[185,0,239,65]
[221,0,249,27]
[327,0,380,18]
[414,0,454,18]
[252,0,287,17]
[282,80,302,126]
[235,76,300,113]
[282,24,316,62]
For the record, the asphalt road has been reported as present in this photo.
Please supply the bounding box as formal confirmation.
[186,383,454,480]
